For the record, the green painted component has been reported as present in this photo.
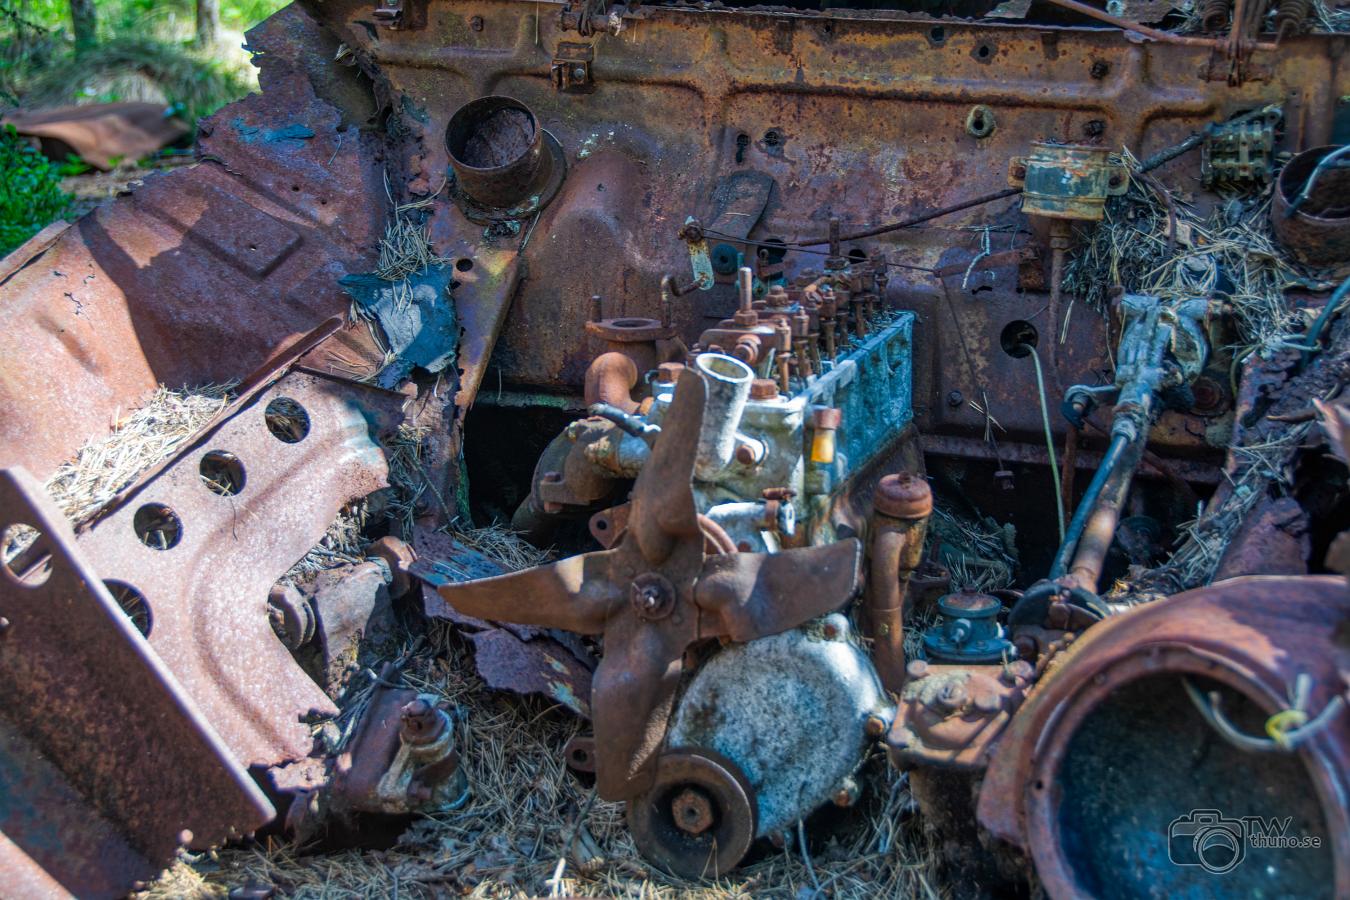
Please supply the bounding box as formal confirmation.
[1013,142,1125,222]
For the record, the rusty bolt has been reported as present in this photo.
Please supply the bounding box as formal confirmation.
[630,572,675,620]
[400,698,446,746]
[906,659,930,681]
[1191,376,1225,413]
[1083,119,1105,138]
[1002,659,1034,685]
[812,406,843,430]
[750,378,779,400]
[469,14,484,30]
[946,390,964,408]
[1090,60,1109,79]
[735,443,758,466]
[657,362,685,384]
[671,787,715,835]
[833,779,860,807]
[677,221,704,243]
[935,681,969,713]
[1013,164,1028,180]
[874,472,933,519]
[572,65,587,81]
[864,714,888,737]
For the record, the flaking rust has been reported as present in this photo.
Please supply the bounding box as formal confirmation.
[0,0,1347,896]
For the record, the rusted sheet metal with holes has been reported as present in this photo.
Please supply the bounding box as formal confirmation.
[71,368,396,769]
[0,468,273,899]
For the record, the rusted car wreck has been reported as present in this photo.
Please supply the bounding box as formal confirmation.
[1,0,1348,896]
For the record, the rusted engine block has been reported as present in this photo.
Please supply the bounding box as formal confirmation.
[1,0,1348,897]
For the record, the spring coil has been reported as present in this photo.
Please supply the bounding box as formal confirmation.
[1274,0,1311,37]
[1201,0,1232,30]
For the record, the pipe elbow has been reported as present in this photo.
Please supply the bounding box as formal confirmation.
[584,352,640,415]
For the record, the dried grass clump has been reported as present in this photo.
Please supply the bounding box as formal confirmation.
[453,524,553,572]
[185,620,945,900]
[1062,148,1308,362]
[927,504,1017,593]
[283,500,372,584]
[43,382,235,523]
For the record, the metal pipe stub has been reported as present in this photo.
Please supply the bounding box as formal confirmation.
[445,96,566,223]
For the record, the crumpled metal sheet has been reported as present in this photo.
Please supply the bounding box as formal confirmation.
[0,468,273,899]
[2,102,189,170]
[414,528,595,716]
[0,62,388,479]
[73,368,393,769]
[340,266,459,389]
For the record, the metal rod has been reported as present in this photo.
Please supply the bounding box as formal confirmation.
[1039,0,1277,48]
[1067,439,1144,590]
[1050,432,1131,579]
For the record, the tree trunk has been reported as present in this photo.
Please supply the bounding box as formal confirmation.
[195,0,221,47]
[69,0,96,54]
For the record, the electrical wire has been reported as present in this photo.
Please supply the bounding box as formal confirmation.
[700,186,1023,251]
[1028,347,1066,543]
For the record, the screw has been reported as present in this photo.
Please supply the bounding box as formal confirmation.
[864,714,888,737]
[946,390,964,408]
[572,66,586,81]
[469,15,484,30]
[1013,164,1028,180]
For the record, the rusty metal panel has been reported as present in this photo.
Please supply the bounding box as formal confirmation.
[291,0,1341,466]
[0,61,389,480]
[72,369,392,769]
[0,468,273,899]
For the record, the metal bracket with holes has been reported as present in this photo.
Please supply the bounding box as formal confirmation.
[552,42,596,93]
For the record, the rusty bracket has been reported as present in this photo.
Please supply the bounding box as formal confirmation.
[373,0,428,29]
[71,367,398,770]
[552,42,596,94]
[0,468,274,898]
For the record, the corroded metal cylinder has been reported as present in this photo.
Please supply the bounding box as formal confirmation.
[446,96,554,213]
[693,353,753,480]
[1272,146,1350,268]
[979,576,1350,900]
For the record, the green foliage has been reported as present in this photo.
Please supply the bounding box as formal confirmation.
[20,33,254,123]
[1,0,289,122]
[0,124,70,257]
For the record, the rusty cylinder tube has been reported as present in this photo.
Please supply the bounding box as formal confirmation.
[1067,441,1143,591]
[866,473,933,695]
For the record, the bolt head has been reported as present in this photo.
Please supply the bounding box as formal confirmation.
[470,14,484,30]
[749,378,780,400]
[946,390,964,408]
